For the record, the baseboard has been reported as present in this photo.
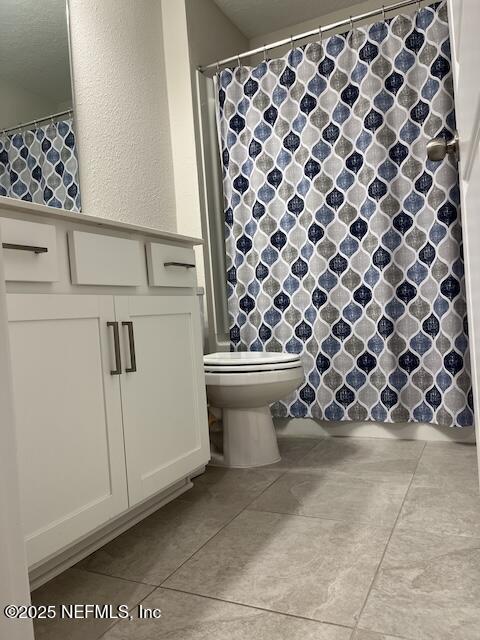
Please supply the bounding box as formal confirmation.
[28,471,204,591]
[274,418,476,443]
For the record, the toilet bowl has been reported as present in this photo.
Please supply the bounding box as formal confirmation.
[204,352,304,468]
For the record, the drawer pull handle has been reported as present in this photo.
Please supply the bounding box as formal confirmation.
[2,242,48,254]
[107,321,122,375]
[164,261,195,269]
[122,321,137,373]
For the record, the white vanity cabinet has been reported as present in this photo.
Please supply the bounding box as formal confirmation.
[116,296,209,505]
[7,294,129,566]
[0,201,210,579]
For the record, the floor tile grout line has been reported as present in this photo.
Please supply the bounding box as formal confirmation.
[156,466,288,587]
[96,585,158,640]
[351,439,427,638]
[244,505,399,529]
[91,445,339,639]
[77,565,159,588]
[40,439,475,640]
[80,438,415,590]
[160,584,355,632]
[162,441,427,597]
[81,439,428,638]
[158,443,424,632]
[81,465,290,592]
[350,628,410,640]
[79,449,323,593]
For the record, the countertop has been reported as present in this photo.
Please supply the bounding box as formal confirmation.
[0,196,204,246]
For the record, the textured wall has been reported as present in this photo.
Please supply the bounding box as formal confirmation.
[68,0,177,231]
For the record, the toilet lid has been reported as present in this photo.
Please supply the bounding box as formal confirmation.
[204,360,303,373]
[204,352,301,367]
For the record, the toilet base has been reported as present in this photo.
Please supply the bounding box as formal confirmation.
[211,405,280,468]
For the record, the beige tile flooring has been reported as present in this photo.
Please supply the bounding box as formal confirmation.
[32,437,480,640]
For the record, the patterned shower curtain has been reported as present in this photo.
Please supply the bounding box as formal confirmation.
[0,117,80,211]
[215,1,473,428]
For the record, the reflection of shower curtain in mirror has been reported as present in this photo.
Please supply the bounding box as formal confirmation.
[0,118,80,211]
[215,1,473,428]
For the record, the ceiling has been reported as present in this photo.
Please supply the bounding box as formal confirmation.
[0,0,72,106]
[213,0,363,39]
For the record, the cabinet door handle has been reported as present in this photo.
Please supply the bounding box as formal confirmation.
[163,261,195,269]
[107,321,122,375]
[122,321,137,373]
[2,242,48,254]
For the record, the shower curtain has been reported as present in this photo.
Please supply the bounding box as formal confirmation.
[215,0,473,428]
[0,117,80,211]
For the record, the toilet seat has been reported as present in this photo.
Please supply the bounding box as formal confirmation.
[204,360,302,373]
[204,352,301,367]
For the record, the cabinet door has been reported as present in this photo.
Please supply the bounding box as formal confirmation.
[115,295,210,506]
[7,294,128,566]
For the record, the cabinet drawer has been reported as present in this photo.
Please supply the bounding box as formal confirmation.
[69,230,143,286]
[0,217,58,282]
[146,242,196,287]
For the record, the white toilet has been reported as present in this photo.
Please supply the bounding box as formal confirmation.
[204,352,304,468]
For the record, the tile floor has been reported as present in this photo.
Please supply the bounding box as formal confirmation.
[32,437,480,640]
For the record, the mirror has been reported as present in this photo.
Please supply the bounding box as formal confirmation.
[0,0,80,211]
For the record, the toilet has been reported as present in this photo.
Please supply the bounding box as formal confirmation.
[204,352,304,468]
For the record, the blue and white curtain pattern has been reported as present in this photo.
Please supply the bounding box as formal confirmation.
[0,118,80,211]
[216,1,473,427]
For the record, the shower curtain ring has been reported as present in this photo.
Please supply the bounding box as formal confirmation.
[318,25,322,44]
[216,60,220,74]
[263,44,267,62]
[350,15,355,30]
[290,34,294,50]
[417,0,421,12]
[382,5,386,21]
[237,53,241,67]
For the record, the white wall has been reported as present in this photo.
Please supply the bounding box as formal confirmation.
[162,0,247,243]
[185,0,248,69]
[0,77,62,131]
[68,0,177,231]
[249,0,393,56]
[161,0,248,294]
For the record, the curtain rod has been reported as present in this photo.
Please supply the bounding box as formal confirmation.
[1,109,74,136]
[199,0,423,72]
